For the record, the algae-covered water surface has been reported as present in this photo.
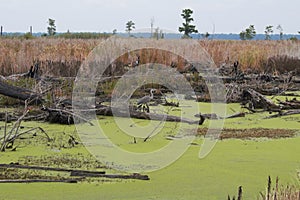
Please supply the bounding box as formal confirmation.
[0,101,299,200]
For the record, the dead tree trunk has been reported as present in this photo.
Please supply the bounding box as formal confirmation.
[0,79,43,104]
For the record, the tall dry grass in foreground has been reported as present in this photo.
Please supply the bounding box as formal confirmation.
[1,38,300,77]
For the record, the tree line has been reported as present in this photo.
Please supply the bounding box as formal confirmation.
[1,9,300,40]
[125,8,300,40]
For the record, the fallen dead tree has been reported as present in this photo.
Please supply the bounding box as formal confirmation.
[0,79,43,104]
[96,105,204,125]
[39,105,203,125]
[242,88,280,111]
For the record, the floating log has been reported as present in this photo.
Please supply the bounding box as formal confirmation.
[70,171,149,180]
[0,163,149,181]
[0,179,80,183]
[0,163,105,174]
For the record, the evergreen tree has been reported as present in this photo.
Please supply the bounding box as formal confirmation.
[239,25,256,40]
[47,18,56,36]
[178,9,198,38]
[126,21,135,36]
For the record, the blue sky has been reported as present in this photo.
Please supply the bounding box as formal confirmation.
[1,0,299,34]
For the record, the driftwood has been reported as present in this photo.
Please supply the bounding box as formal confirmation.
[0,79,43,104]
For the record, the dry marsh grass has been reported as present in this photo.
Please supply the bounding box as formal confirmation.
[199,40,300,73]
[0,38,101,76]
[1,38,300,77]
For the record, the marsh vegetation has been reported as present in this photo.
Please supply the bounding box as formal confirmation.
[0,37,300,199]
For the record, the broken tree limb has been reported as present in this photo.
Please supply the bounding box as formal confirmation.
[0,79,43,104]
[225,112,246,119]
[0,109,29,152]
[7,127,51,142]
